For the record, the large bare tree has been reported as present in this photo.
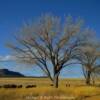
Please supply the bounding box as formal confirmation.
[7,14,92,88]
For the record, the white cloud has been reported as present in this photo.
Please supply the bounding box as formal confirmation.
[0,55,16,61]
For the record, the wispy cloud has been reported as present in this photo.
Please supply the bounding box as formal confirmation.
[0,55,16,61]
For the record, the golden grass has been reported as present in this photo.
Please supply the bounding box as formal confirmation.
[0,78,100,100]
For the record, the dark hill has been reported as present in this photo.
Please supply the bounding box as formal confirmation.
[0,69,24,77]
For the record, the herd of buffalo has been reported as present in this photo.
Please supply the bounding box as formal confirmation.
[0,83,72,89]
[0,84,37,88]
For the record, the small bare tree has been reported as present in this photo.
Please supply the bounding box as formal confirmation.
[73,39,100,85]
[7,14,91,88]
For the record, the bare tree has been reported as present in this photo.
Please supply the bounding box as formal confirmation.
[7,14,91,88]
[72,39,100,85]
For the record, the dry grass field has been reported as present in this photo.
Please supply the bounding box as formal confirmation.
[0,78,100,100]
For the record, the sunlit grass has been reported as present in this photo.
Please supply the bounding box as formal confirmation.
[0,78,100,100]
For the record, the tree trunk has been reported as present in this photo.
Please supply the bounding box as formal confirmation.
[54,75,59,88]
[86,71,91,85]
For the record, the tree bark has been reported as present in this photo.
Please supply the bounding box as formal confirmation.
[54,74,59,88]
[86,71,91,85]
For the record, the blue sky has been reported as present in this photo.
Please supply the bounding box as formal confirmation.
[0,0,100,77]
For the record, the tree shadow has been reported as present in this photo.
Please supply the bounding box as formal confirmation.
[83,93,100,99]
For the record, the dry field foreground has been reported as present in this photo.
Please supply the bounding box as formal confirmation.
[0,78,100,100]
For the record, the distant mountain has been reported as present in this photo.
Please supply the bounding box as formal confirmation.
[0,69,24,77]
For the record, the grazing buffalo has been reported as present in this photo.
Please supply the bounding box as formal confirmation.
[26,85,36,88]
[0,86,2,88]
[50,84,54,86]
[3,84,17,88]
